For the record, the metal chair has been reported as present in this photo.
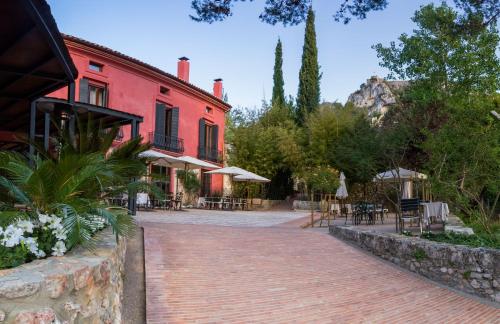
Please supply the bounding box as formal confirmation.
[400,198,422,233]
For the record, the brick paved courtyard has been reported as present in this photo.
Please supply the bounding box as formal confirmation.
[141,210,499,323]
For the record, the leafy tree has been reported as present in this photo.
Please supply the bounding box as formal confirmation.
[271,38,285,108]
[331,114,381,185]
[374,3,500,103]
[302,165,339,194]
[423,98,500,233]
[374,3,500,232]
[296,7,320,125]
[305,102,358,166]
[228,104,304,199]
[189,0,499,29]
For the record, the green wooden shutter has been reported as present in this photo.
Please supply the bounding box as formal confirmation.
[212,125,219,151]
[79,78,89,103]
[199,119,206,157]
[170,107,180,151]
[155,103,166,145]
[170,107,179,139]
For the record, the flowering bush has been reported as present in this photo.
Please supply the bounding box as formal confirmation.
[0,118,151,269]
[0,212,107,269]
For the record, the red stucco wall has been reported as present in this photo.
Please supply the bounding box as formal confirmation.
[49,38,228,194]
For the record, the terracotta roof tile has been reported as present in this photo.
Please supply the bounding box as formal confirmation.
[62,34,231,110]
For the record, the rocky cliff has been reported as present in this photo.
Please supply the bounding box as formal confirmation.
[347,76,408,116]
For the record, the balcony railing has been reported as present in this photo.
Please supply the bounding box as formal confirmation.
[198,146,223,163]
[149,132,184,153]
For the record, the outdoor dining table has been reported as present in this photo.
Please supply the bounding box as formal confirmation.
[421,201,449,226]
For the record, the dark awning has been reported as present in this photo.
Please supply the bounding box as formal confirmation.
[0,98,143,150]
[37,97,143,128]
[0,0,78,130]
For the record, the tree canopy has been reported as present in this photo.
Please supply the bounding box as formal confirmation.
[190,0,499,28]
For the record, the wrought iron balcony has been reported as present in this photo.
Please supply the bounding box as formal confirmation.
[198,146,223,163]
[149,132,184,153]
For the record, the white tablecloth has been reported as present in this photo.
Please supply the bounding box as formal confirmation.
[421,202,449,226]
[330,203,341,213]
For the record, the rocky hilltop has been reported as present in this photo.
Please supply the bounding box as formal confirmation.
[347,76,408,116]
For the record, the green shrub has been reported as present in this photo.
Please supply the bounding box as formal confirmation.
[421,231,499,249]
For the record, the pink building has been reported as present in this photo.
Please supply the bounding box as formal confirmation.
[49,35,231,195]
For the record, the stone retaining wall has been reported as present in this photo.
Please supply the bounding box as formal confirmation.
[329,225,499,304]
[292,200,319,211]
[0,229,126,323]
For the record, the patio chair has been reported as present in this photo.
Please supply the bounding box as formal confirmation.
[174,192,183,210]
[232,197,246,210]
[197,197,207,209]
[400,198,422,233]
[222,196,233,210]
[351,203,364,225]
[363,203,376,225]
[210,197,223,209]
[342,204,352,224]
[374,203,386,224]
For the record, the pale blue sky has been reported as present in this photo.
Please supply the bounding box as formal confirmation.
[47,0,433,109]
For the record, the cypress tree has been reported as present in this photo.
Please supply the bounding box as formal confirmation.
[296,7,320,125]
[271,38,285,108]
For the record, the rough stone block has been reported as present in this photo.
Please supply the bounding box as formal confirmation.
[73,266,93,290]
[0,280,39,299]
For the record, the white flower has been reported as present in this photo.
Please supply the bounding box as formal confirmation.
[0,226,3,236]
[53,227,67,241]
[52,240,67,256]
[16,220,34,233]
[20,237,45,258]
[1,225,24,247]
[48,217,63,230]
[37,213,52,224]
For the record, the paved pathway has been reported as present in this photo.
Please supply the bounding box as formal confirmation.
[142,210,499,323]
[137,209,308,227]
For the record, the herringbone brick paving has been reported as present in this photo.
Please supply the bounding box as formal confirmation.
[142,212,499,323]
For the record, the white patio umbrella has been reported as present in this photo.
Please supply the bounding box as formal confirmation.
[233,172,270,183]
[206,166,262,196]
[172,156,220,195]
[373,167,427,200]
[138,149,180,167]
[335,172,348,199]
[373,167,427,181]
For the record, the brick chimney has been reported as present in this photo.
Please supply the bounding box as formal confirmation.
[213,78,223,99]
[177,57,190,82]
